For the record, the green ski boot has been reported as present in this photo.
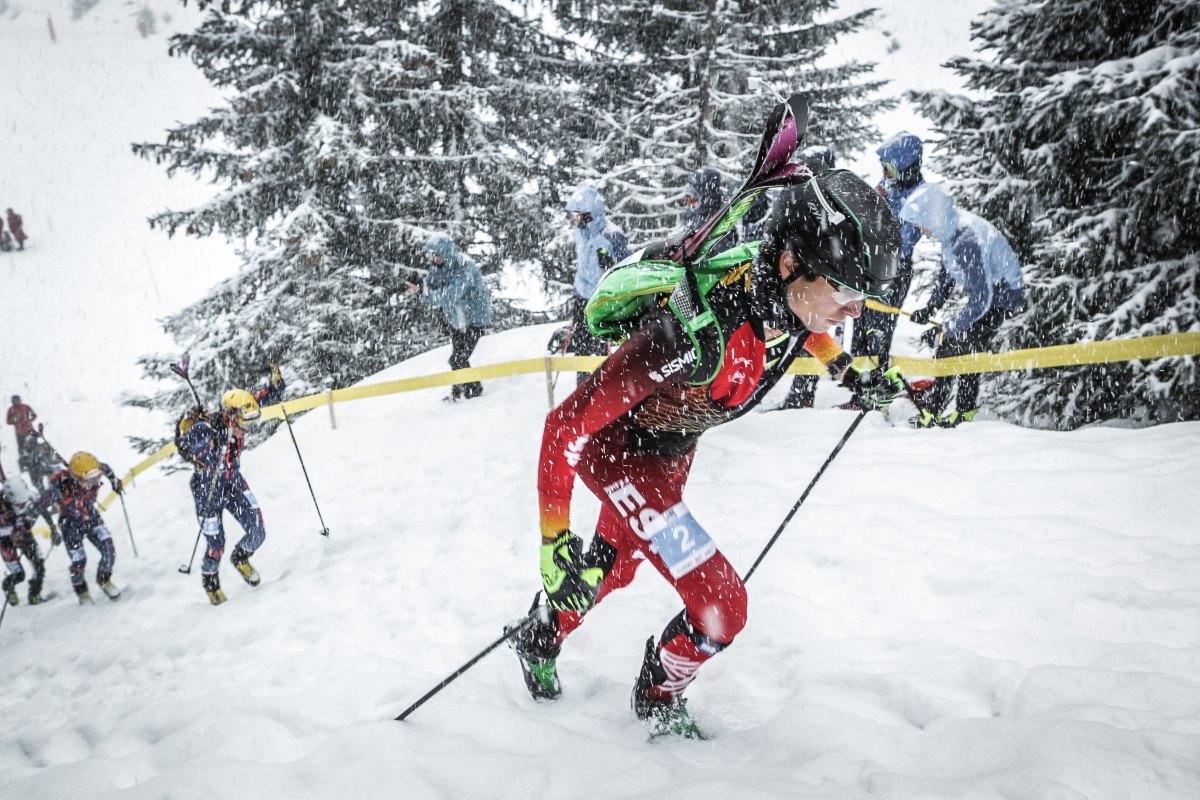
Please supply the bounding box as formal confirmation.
[505,607,562,701]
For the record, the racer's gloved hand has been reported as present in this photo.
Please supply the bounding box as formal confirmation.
[546,324,571,355]
[920,327,943,350]
[540,530,604,613]
[269,364,285,392]
[909,306,936,325]
[111,478,124,495]
[844,366,907,411]
[50,527,62,547]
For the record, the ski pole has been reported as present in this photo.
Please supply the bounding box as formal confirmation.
[742,409,868,583]
[393,411,869,721]
[0,593,9,632]
[179,529,202,574]
[117,492,138,558]
[395,593,541,722]
[279,403,330,537]
[180,459,222,575]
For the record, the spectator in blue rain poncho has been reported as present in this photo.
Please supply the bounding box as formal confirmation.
[899,182,1026,428]
[560,185,629,382]
[413,233,493,402]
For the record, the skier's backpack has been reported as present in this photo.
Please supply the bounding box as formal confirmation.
[175,407,216,466]
[585,91,811,387]
[585,239,762,387]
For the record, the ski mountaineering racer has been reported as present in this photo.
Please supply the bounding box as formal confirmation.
[506,161,908,738]
[177,368,284,605]
[34,452,124,603]
[1,478,49,606]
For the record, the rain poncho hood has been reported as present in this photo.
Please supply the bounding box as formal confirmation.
[899,183,1025,337]
[421,234,492,330]
[565,185,627,299]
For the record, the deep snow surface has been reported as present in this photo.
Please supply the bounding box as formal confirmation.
[2,324,1199,799]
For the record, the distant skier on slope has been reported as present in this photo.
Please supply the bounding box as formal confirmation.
[506,169,908,738]
[6,208,28,251]
[1,479,50,606]
[178,368,285,605]
[898,182,1026,428]
[34,452,124,603]
[7,395,38,460]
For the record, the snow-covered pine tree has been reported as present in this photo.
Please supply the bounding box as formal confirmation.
[127,0,442,446]
[403,0,582,266]
[910,0,1200,428]
[554,0,889,241]
[128,0,574,450]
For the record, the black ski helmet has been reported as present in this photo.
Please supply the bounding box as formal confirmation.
[761,169,901,298]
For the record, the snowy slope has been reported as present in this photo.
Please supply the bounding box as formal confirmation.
[2,324,1199,799]
[0,0,238,475]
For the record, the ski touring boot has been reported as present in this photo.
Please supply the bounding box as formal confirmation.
[230,546,261,587]
[98,571,121,601]
[4,587,18,607]
[505,604,562,701]
[202,574,227,606]
[27,591,54,605]
[75,584,93,605]
[632,638,706,741]
[942,408,978,427]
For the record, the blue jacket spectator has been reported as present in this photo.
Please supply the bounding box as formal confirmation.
[876,132,926,262]
[899,183,1025,339]
[422,234,493,330]
[565,186,628,301]
[420,233,493,401]
[898,183,1026,428]
[843,133,927,381]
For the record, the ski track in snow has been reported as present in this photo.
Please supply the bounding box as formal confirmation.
[1,325,1198,799]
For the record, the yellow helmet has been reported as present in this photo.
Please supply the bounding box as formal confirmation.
[69,452,103,486]
[222,388,261,423]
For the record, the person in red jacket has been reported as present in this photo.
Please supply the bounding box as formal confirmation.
[5,209,27,251]
[6,396,37,459]
[505,169,907,737]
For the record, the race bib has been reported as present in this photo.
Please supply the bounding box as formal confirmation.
[644,502,716,579]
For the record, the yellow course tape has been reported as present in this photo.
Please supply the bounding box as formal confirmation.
[27,330,1195,536]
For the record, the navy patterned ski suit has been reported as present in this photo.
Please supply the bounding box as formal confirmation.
[181,382,283,578]
[36,465,118,595]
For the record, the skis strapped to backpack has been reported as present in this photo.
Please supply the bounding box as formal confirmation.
[585,94,814,385]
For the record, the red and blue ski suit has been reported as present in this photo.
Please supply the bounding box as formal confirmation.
[181,383,283,578]
[1,488,46,600]
[537,263,851,702]
[36,464,118,594]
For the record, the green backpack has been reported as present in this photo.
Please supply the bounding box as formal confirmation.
[584,240,763,386]
[582,92,813,387]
